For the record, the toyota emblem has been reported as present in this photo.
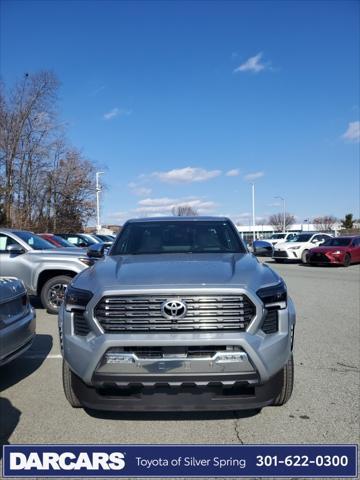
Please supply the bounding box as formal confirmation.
[161,299,187,319]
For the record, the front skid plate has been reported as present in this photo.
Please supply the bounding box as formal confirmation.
[71,371,283,411]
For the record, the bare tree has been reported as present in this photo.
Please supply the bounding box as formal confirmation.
[172,205,199,216]
[0,71,98,231]
[268,212,295,231]
[313,215,337,232]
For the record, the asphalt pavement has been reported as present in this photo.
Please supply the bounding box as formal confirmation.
[1,261,359,451]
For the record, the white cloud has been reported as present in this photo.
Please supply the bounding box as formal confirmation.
[342,121,360,142]
[152,167,221,183]
[136,196,217,215]
[234,52,267,73]
[103,108,132,120]
[226,169,240,177]
[244,171,265,181]
[128,182,152,196]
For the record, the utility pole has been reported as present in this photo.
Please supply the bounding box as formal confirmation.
[96,171,104,234]
[252,183,256,241]
[275,196,286,232]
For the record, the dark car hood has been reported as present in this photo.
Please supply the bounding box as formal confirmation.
[75,253,281,293]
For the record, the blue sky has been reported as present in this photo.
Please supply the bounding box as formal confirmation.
[1,0,359,225]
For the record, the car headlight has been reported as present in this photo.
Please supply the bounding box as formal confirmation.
[64,285,93,312]
[288,246,301,250]
[257,281,287,309]
[79,257,94,267]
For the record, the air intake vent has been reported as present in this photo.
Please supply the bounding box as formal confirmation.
[261,309,278,334]
[73,311,90,336]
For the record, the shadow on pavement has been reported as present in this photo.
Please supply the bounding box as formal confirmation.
[0,398,21,460]
[29,296,43,309]
[0,334,53,391]
[85,408,261,421]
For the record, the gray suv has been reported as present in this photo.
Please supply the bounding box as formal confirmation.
[59,217,296,411]
[0,229,92,314]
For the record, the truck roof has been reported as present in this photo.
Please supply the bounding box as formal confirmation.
[126,216,230,223]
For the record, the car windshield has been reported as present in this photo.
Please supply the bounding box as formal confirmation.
[52,235,74,247]
[287,234,313,243]
[323,237,352,247]
[111,221,246,255]
[270,234,285,239]
[14,231,56,250]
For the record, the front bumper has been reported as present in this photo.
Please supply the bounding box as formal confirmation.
[273,249,301,261]
[0,307,36,366]
[59,291,295,410]
[308,252,344,265]
[70,368,284,411]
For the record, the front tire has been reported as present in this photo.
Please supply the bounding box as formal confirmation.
[272,354,294,406]
[62,360,82,408]
[343,253,351,267]
[301,249,309,264]
[40,275,72,314]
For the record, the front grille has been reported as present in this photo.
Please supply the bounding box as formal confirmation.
[73,311,90,335]
[309,253,329,263]
[273,250,288,258]
[0,294,28,328]
[94,295,256,333]
[261,309,278,334]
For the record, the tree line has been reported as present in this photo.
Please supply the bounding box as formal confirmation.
[0,71,98,232]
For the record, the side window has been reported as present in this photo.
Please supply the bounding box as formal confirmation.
[67,237,80,245]
[0,234,21,253]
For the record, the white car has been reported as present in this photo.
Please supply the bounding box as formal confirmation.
[272,232,333,263]
[265,232,298,247]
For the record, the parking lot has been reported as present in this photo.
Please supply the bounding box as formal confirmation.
[1,261,359,452]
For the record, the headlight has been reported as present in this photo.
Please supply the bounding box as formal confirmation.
[257,281,287,309]
[79,257,94,267]
[288,246,301,250]
[64,285,93,312]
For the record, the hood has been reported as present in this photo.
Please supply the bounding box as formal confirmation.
[0,277,26,302]
[310,246,348,253]
[74,253,281,293]
[27,248,86,258]
[275,242,304,250]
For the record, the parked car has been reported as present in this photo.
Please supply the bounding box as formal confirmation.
[60,216,296,411]
[0,277,36,366]
[0,229,93,314]
[39,233,81,248]
[56,233,101,248]
[272,232,333,264]
[94,234,115,244]
[307,236,360,267]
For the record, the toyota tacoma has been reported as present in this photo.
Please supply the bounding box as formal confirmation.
[59,217,296,411]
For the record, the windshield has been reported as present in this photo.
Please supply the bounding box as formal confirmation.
[15,231,56,250]
[323,237,352,247]
[111,221,246,255]
[270,233,286,239]
[52,235,74,247]
[287,234,313,243]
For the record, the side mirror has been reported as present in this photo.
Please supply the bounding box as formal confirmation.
[7,244,25,255]
[87,243,105,258]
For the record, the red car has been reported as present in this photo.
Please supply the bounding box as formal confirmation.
[38,233,76,248]
[308,235,360,267]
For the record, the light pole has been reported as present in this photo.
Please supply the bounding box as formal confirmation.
[96,171,104,234]
[274,196,286,233]
[252,183,256,241]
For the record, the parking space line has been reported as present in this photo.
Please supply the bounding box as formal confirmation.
[22,354,62,359]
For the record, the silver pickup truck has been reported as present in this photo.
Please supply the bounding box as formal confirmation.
[0,229,92,314]
[59,217,296,412]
